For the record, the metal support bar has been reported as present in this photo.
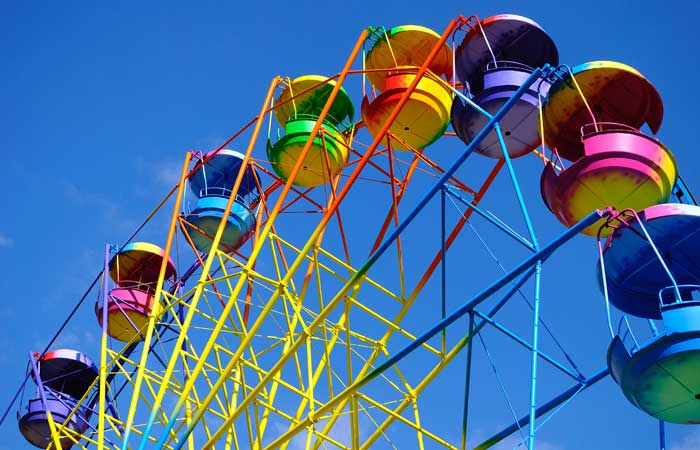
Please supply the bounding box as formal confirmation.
[97,244,111,450]
[474,366,610,449]
[451,86,494,119]
[461,312,475,450]
[597,238,616,338]
[363,209,605,384]
[361,66,552,284]
[29,351,64,450]
[123,150,192,450]
[446,185,535,251]
[472,309,580,381]
[629,210,682,301]
[494,124,539,250]
[528,260,543,449]
[441,186,447,354]
[674,176,697,205]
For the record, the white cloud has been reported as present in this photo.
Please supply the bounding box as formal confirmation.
[157,163,182,187]
[325,413,354,447]
[272,419,308,450]
[479,434,563,450]
[670,429,700,450]
[44,328,99,351]
[0,233,14,247]
[534,441,564,450]
[58,178,141,234]
[192,135,230,152]
[61,179,121,219]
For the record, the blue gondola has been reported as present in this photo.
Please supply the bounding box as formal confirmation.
[602,204,700,423]
[185,149,258,253]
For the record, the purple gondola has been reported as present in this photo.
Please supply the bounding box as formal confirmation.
[452,14,558,158]
[19,350,97,449]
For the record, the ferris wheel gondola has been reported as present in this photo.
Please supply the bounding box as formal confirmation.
[9,12,700,450]
[451,14,559,158]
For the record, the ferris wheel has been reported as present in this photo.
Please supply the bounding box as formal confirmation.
[4,13,699,450]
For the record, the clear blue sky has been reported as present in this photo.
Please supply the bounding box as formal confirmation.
[2,1,700,449]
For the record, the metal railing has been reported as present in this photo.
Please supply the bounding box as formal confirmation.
[483,60,535,72]
[580,121,640,138]
[659,284,700,306]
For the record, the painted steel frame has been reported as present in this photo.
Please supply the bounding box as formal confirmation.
[8,15,668,450]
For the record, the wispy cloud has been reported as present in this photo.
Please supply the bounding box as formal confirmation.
[465,429,564,450]
[47,328,99,350]
[59,178,140,234]
[133,154,186,189]
[157,163,182,187]
[61,179,120,219]
[501,436,563,450]
[534,441,564,450]
[0,232,14,247]
[670,429,700,450]
[140,135,235,189]
[192,135,230,152]
[272,419,308,450]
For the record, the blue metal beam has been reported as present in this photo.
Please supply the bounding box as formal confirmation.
[473,366,610,450]
[673,176,697,205]
[363,208,607,382]
[457,267,540,449]
[446,185,535,251]
[351,65,554,287]
[472,309,581,381]
[494,124,539,250]
[528,261,543,449]
[462,312,475,450]
[441,186,447,354]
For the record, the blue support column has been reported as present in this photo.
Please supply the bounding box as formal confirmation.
[441,186,447,354]
[461,312,475,450]
[494,124,539,250]
[528,260,543,449]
